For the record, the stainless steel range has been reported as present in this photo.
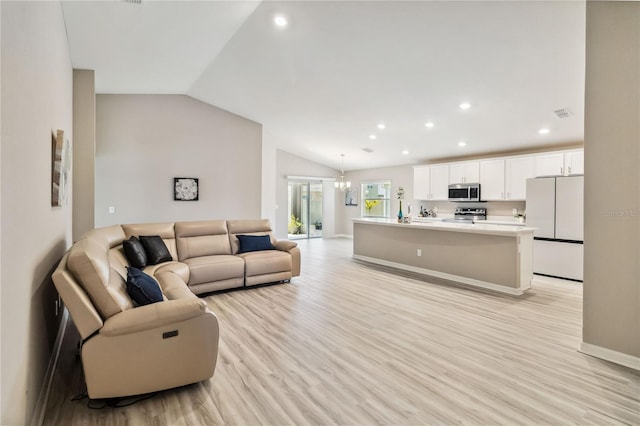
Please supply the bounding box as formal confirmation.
[442,207,487,224]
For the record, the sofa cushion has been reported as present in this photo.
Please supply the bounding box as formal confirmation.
[123,236,147,269]
[67,235,133,319]
[145,261,190,284]
[238,250,292,277]
[183,255,245,286]
[126,267,163,306]
[227,219,276,255]
[139,235,172,265]
[122,222,177,260]
[155,271,198,301]
[237,234,275,253]
[175,220,231,261]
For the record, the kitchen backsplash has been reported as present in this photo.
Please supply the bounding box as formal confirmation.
[417,200,526,218]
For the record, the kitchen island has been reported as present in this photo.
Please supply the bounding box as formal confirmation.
[352,218,535,295]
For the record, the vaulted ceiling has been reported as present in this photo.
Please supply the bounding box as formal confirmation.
[62,1,586,171]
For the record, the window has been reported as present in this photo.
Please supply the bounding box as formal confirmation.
[361,181,391,218]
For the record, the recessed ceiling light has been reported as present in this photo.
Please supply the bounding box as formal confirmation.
[274,15,288,27]
[538,128,550,135]
[458,141,467,147]
[401,150,409,155]
[459,102,471,110]
[425,122,434,128]
[377,123,385,129]
[369,134,377,140]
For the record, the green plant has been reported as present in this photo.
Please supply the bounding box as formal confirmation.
[289,214,301,227]
[288,215,302,234]
[365,199,380,212]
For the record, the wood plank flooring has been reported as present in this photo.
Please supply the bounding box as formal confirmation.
[44,238,640,425]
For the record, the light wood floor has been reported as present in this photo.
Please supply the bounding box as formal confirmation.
[44,238,639,425]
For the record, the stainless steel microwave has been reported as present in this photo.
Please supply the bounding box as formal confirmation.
[448,183,481,202]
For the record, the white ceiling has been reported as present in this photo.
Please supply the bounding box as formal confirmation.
[62,1,586,171]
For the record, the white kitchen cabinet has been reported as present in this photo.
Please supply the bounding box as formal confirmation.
[430,164,449,200]
[479,159,505,200]
[480,156,534,201]
[413,166,430,200]
[449,161,479,184]
[413,164,449,200]
[535,152,565,177]
[506,155,535,200]
[415,149,582,202]
[564,150,584,175]
[535,149,584,177]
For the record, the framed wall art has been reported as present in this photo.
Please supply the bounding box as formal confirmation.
[174,177,199,201]
[345,187,358,206]
[51,129,71,206]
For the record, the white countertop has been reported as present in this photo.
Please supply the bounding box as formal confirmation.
[411,216,526,226]
[353,217,535,237]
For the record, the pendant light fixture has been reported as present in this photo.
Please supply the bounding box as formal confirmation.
[335,154,351,191]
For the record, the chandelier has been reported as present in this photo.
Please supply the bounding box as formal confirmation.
[335,154,351,191]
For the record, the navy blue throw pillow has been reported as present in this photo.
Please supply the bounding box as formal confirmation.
[237,234,275,254]
[123,236,148,269]
[126,267,163,306]
[139,235,172,265]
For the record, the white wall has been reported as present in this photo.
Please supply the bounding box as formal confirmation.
[95,95,262,226]
[275,149,338,239]
[72,70,95,240]
[1,2,73,424]
[261,130,278,232]
[583,2,640,361]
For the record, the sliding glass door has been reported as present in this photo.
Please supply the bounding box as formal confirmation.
[288,180,323,240]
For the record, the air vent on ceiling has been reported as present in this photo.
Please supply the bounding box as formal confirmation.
[362,147,374,153]
[121,0,142,4]
[553,108,573,119]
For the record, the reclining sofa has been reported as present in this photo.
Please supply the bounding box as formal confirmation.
[52,219,300,399]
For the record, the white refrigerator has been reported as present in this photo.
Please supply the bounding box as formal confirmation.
[526,176,584,281]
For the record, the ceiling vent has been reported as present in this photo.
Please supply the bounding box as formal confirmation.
[553,108,573,119]
[121,0,142,4]
[362,147,374,153]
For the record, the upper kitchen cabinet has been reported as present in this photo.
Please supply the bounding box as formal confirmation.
[430,164,449,199]
[505,155,536,200]
[535,149,584,177]
[480,155,535,201]
[413,164,449,200]
[564,149,584,175]
[479,159,505,200]
[416,148,582,202]
[449,161,479,184]
[413,166,430,200]
[535,152,565,177]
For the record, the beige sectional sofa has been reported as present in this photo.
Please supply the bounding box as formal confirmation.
[52,219,299,399]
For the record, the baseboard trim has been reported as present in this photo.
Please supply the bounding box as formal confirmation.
[31,308,69,426]
[579,341,640,371]
[332,234,353,239]
[353,255,528,296]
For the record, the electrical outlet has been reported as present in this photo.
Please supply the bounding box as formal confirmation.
[512,208,518,215]
[108,206,116,214]
[417,249,422,257]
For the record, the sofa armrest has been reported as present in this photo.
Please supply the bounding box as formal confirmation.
[100,298,209,337]
[274,240,297,251]
[274,240,300,277]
